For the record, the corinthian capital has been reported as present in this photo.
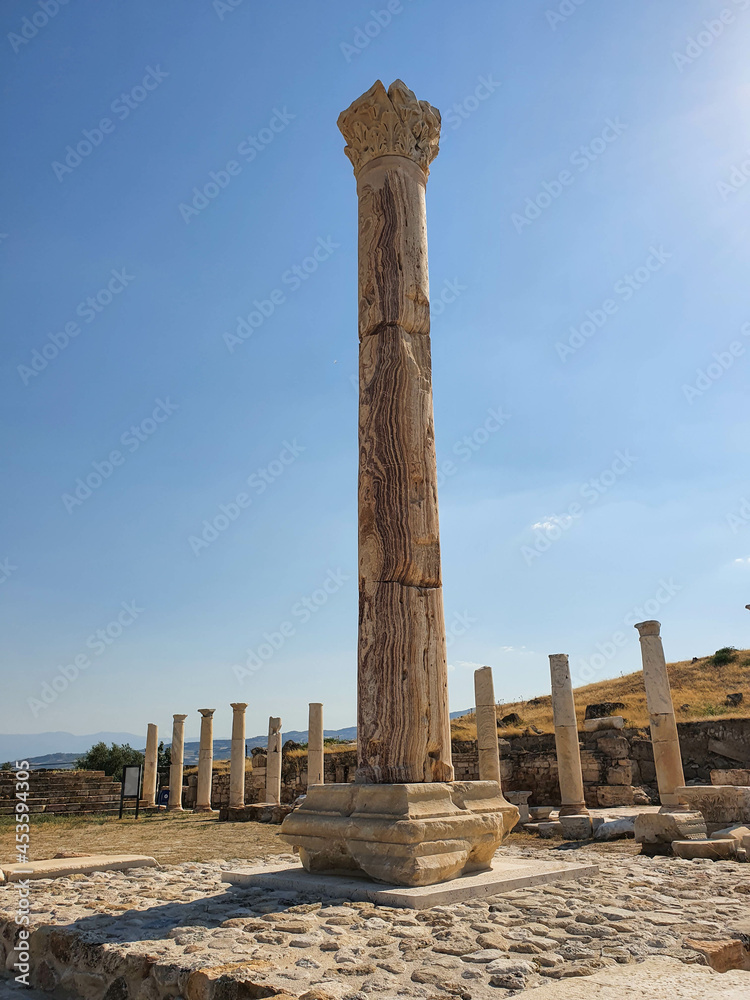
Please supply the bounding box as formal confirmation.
[337,79,440,176]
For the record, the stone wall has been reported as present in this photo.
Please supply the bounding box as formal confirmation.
[238,719,750,809]
[171,719,750,811]
[0,770,122,816]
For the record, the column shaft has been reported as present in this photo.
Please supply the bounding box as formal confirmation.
[265,716,282,805]
[635,620,686,809]
[307,703,324,787]
[195,709,216,812]
[142,723,158,808]
[167,714,187,812]
[474,667,501,784]
[549,654,588,816]
[339,81,452,784]
[229,703,247,809]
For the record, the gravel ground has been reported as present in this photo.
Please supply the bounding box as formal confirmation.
[2,840,749,998]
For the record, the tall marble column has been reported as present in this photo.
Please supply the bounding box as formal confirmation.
[549,654,589,816]
[279,81,518,886]
[167,714,187,812]
[307,703,324,787]
[229,702,247,810]
[474,667,501,785]
[344,80,453,785]
[142,723,158,808]
[635,621,687,810]
[265,716,282,806]
[194,709,216,813]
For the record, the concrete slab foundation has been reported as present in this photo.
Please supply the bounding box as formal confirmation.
[221,856,599,909]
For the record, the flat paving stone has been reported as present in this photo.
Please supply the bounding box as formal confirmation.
[1,854,157,881]
[221,857,599,909]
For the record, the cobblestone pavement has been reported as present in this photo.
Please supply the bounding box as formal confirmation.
[1,843,748,998]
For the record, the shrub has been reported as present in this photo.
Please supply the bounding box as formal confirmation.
[712,646,737,666]
[75,742,144,779]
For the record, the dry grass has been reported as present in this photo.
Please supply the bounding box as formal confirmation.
[0,812,285,867]
[451,648,750,738]
[0,813,640,868]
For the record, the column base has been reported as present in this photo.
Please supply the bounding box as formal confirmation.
[166,805,183,813]
[279,781,519,888]
[192,806,219,814]
[558,803,590,817]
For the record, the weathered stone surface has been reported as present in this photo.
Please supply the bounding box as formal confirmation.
[228,703,247,810]
[677,785,750,826]
[167,714,187,811]
[550,654,589,816]
[672,838,738,861]
[712,768,750,786]
[711,824,750,848]
[634,810,707,850]
[474,666,501,785]
[2,855,157,881]
[307,703,324,787]
[593,816,635,840]
[141,724,158,809]
[194,709,217,813]
[683,938,750,972]
[636,620,688,810]
[583,716,625,732]
[337,81,454,787]
[280,780,518,886]
[559,815,593,841]
[265,717,282,806]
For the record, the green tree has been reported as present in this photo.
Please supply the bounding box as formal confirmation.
[75,742,144,778]
[157,741,171,769]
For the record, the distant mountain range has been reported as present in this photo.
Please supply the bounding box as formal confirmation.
[2,712,470,770]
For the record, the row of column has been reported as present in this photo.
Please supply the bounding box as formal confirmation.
[474,621,683,817]
[143,621,681,815]
[141,702,326,812]
[547,621,685,815]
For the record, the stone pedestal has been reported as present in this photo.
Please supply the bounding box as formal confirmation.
[635,620,688,811]
[265,717,282,805]
[167,714,187,812]
[474,666,501,785]
[282,781,518,887]
[194,709,217,813]
[141,723,158,808]
[229,702,247,810]
[280,81,517,886]
[549,654,589,817]
[307,702,324,787]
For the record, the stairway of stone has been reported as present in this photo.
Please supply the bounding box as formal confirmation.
[0,770,122,816]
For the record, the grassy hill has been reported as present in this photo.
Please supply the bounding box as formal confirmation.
[450,646,750,739]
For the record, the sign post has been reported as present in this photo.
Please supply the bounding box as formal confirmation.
[119,764,142,819]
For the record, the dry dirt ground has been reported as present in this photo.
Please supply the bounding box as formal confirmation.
[0,811,287,866]
[0,812,639,867]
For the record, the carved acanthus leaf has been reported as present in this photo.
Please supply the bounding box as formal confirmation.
[338,79,441,176]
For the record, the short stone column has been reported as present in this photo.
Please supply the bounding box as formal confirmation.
[195,709,217,813]
[229,703,247,809]
[142,723,158,808]
[549,654,589,817]
[307,703,324,787]
[474,667,501,785]
[167,714,187,812]
[635,621,687,810]
[265,717,282,805]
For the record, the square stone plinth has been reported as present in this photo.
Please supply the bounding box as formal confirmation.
[279,780,519,887]
[222,856,598,909]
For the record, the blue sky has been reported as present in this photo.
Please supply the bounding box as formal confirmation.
[2,0,749,744]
